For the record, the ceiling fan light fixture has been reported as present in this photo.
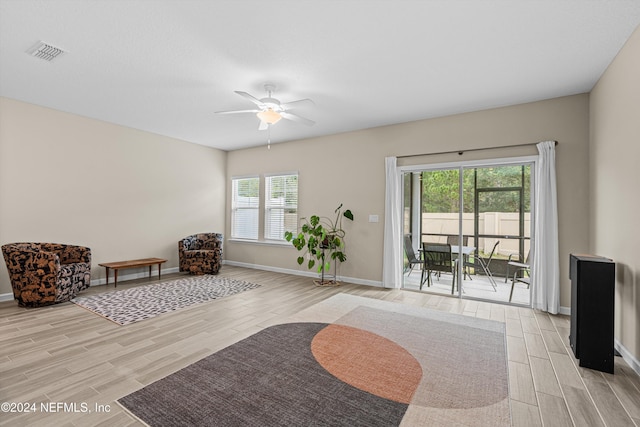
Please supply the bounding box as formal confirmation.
[256,108,282,125]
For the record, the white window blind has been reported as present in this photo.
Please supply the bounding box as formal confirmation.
[231,177,259,239]
[265,174,298,240]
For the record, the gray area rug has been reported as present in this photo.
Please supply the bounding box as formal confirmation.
[71,275,260,325]
[120,322,407,427]
[118,294,510,426]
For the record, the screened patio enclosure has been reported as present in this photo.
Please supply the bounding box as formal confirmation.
[402,163,533,305]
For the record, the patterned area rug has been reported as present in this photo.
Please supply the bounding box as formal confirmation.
[118,294,510,426]
[71,276,260,325]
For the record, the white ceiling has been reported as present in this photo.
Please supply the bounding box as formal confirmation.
[1,1,639,151]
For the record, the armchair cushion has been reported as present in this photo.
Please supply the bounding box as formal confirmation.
[2,242,92,307]
[179,233,223,275]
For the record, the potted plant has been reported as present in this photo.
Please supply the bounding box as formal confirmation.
[284,204,354,286]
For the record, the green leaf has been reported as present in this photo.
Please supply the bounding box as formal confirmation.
[308,259,315,269]
[297,256,304,265]
[317,261,330,273]
[343,209,354,221]
[293,237,305,249]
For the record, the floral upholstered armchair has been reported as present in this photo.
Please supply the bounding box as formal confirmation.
[1,243,92,307]
[178,233,223,275]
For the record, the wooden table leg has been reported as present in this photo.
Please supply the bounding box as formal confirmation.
[105,267,110,286]
[158,262,162,280]
[114,269,118,287]
[149,265,152,279]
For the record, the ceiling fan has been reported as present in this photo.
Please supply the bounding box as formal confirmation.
[215,84,315,130]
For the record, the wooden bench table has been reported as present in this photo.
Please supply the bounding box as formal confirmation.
[99,258,167,287]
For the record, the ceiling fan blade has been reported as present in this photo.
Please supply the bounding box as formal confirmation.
[280,98,315,109]
[215,109,261,115]
[258,120,269,131]
[280,111,315,126]
[234,91,265,107]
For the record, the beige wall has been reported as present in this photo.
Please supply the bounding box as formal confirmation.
[1,95,590,312]
[590,26,640,362]
[0,97,227,295]
[226,94,590,306]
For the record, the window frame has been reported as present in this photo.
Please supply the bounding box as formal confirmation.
[264,173,299,241]
[230,175,260,240]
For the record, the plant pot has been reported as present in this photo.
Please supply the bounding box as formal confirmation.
[313,279,340,287]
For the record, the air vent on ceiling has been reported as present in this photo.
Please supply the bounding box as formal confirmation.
[26,41,66,62]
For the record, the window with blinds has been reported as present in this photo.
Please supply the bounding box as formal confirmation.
[265,174,298,240]
[231,176,260,240]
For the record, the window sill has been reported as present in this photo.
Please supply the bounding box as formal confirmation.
[228,239,294,248]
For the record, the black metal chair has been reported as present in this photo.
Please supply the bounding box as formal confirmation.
[403,235,427,287]
[505,250,530,282]
[483,240,500,272]
[446,235,469,246]
[476,240,500,291]
[507,251,530,302]
[422,242,458,293]
[447,235,472,279]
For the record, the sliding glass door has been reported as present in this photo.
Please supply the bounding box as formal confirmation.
[402,161,533,305]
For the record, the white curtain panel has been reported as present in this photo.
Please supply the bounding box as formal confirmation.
[531,141,560,313]
[383,157,403,288]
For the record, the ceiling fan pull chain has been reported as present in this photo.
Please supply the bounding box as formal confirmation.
[267,124,271,150]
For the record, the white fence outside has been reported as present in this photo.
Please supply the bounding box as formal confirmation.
[421,212,531,257]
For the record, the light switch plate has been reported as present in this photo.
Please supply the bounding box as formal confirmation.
[369,214,379,223]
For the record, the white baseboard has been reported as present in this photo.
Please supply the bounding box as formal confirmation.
[222,260,384,288]
[0,262,378,300]
[559,306,571,316]
[615,339,640,377]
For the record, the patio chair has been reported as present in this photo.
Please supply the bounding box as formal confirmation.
[422,243,458,293]
[505,251,530,282]
[446,235,469,246]
[481,241,499,268]
[403,235,427,287]
[477,240,500,291]
[447,235,472,279]
[508,251,530,302]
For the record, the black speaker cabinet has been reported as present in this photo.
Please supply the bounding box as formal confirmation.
[569,254,615,373]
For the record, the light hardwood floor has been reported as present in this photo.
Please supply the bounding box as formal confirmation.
[1,265,638,426]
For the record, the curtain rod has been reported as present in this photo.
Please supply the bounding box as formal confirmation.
[397,140,558,159]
